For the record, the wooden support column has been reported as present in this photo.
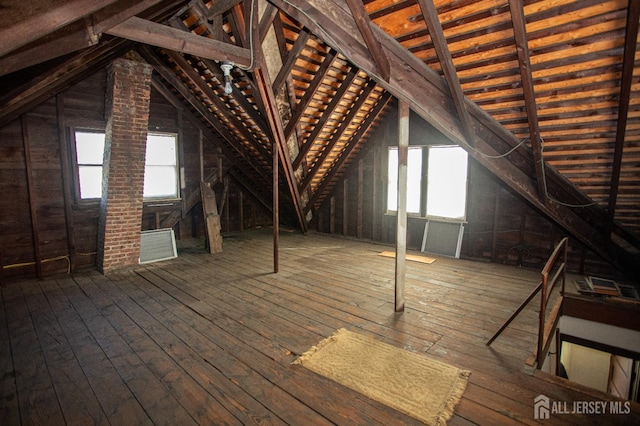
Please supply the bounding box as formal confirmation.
[343,179,349,236]
[395,100,410,312]
[21,115,42,279]
[239,191,244,232]
[330,196,335,234]
[357,159,363,239]
[56,94,77,272]
[273,138,279,273]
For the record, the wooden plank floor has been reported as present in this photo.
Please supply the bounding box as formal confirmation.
[1,229,639,425]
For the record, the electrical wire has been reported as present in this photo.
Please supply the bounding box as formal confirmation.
[237,0,256,71]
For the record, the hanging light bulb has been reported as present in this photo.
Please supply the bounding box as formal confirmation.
[220,62,234,95]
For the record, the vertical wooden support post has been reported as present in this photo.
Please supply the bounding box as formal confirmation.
[395,100,410,312]
[239,191,244,232]
[56,94,77,272]
[491,188,500,262]
[372,142,380,240]
[330,196,335,234]
[21,115,43,279]
[273,140,279,273]
[199,129,204,182]
[357,159,363,239]
[217,148,223,184]
[178,111,186,219]
[342,179,348,236]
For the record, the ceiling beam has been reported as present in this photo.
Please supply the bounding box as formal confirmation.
[0,21,99,77]
[272,29,310,93]
[249,3,308,232]
[508,0,547,201]
[293,68,358,170]
[139,47,273,186]
[606,0,640,235]
[416,0,475,147]
[283,49,337,140]
[206,0,244,18]
[254,63,308,232]
[307,91,393,210]
[164,50,272,161]
[271,0,640,277]
[0,38,131,129]
[345,0,390,82]
[0,0,180,77]
[300,79,378,194]
[106,16,252,67]
[0,0,120,58]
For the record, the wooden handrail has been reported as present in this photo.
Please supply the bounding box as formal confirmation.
[487,236,568,371]
[536,237,568,367]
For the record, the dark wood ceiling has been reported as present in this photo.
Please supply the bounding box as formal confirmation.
[0,0,639,276]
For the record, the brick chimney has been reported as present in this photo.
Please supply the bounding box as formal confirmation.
[97,57,153,274]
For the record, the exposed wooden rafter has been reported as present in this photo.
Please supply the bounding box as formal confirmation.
[164,50,271,160]
[300,79,378,194]
[293,68,358,170]
[271,0,639,277]
[345,0,390,82]
[307,91,393,210]
[272,29,309,93]
[0,0,120,58]
[0,38,132,129]
[508,0,547,201]
[206,0,243,18]
[254,62,308,232]
[106,16,251,66]
[606,0,640,235]
[283,49,337,140]
[416,0,475,147]
[248,4,308,233]
[139,46,273,186]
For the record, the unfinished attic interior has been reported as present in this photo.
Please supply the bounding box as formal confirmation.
[2,0,640,423]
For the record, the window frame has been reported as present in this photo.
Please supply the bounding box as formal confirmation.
[143,132,180,201]
[71,128,106,204]
[69,129,181,204]
[386,144,469,222]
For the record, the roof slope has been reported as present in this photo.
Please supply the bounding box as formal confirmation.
[0,0,639,276]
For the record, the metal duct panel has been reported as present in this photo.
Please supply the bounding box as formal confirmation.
[139,228,177,264]
[421,220,464,258]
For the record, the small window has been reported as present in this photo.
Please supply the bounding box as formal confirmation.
[144,133,178,199]
[426,146,468,220]
[387,147,423,214]
[71,130,179,201]
[74,131,105,200]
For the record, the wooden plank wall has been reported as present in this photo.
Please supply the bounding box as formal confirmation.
[0,68,271,281]
[314,106,620,278]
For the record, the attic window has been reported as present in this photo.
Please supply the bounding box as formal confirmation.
[72,130,179,201]
[387,145,468,220]
[74,131,105,200]
[144,133,179,199]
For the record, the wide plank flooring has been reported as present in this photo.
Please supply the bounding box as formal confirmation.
[1,229,639,425]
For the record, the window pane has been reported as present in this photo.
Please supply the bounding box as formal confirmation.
[144,133,178,198]
[78,166,103,199]
[387,147,422,214]
[75,132,105,164]
[427,146,468,219]
[407,148,422,214]
[146,134,177,166]
[144,166,177,198]
[387,149,398,211]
